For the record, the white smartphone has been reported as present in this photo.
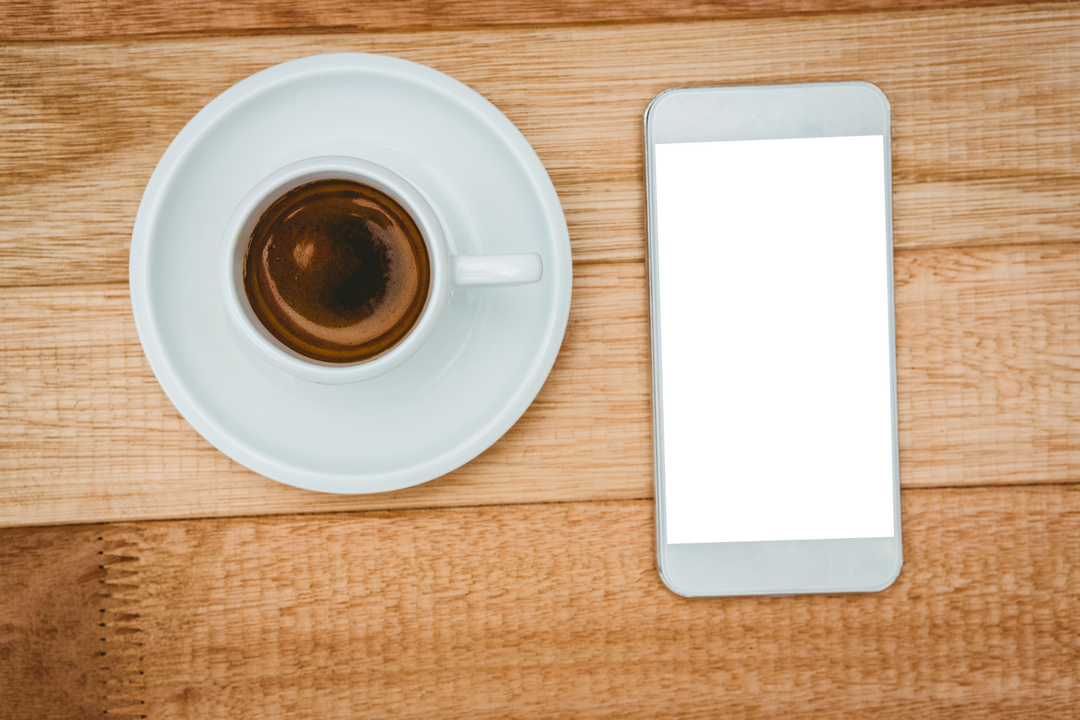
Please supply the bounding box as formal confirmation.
[645,83,902,597]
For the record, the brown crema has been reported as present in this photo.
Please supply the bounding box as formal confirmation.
[244,179,431,363]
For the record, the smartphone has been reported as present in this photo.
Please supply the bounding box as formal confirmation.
[645,83,902,597]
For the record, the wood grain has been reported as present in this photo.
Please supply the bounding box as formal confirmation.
[1,0,1070,42]
[3,486,1079,718]
[4,245,1080,527]
[0,526,119,719]
[895,244,1080,487]
[0,264,653,527]
[2,5,1078,287]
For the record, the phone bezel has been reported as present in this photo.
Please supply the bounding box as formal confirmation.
[645,82,903,597]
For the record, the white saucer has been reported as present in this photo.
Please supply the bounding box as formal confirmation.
[129,54,572,494]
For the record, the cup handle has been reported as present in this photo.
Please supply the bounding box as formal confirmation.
[451,253,543,286]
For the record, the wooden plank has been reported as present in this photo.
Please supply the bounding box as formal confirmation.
[4,245,1080,527]
[2,486,1079,717]
[0,525,114,719]
[1,0,1070,42]
[895,244,1080,486]
[0,264,653,527]
[1,5,1078,287]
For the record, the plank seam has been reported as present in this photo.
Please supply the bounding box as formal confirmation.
[97,531,147,718]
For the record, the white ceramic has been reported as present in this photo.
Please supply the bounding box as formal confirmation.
[129,53,572,493]
[220,155,543,384]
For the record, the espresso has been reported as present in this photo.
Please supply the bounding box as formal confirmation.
[244,179,431,363]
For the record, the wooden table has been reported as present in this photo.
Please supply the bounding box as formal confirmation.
[2,1,1078,716]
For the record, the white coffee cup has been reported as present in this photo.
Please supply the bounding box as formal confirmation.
[219,156,542,384]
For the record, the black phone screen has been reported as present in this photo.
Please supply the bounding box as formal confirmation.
[654,135,895,545]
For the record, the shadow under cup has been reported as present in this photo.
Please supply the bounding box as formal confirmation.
[243,178,432,364]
